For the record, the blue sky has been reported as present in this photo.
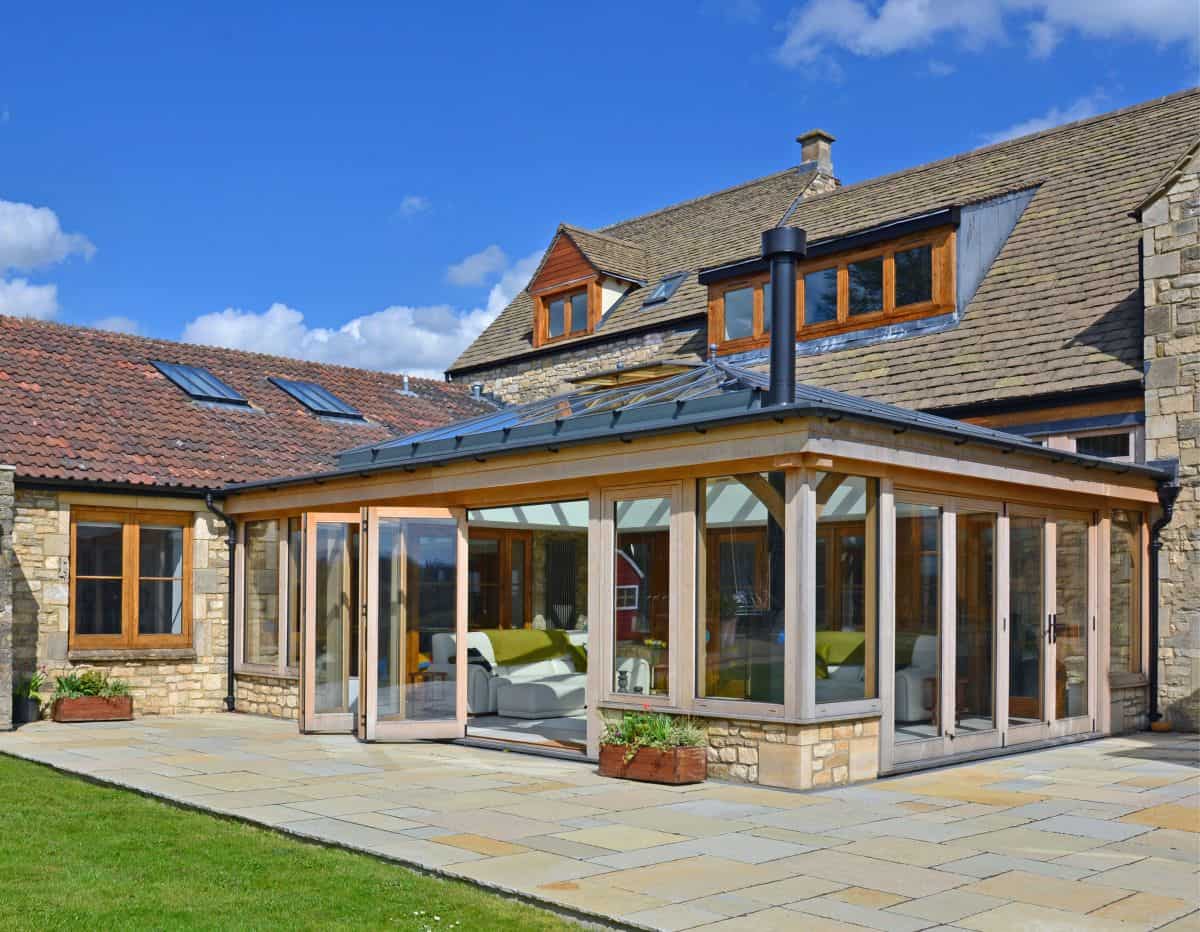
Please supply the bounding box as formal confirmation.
[1,1,1196,376]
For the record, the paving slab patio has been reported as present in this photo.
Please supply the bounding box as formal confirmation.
[1,715,1196,931]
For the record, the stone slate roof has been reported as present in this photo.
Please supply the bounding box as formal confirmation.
[449,166,821,372]
[449,89,1200,412]
[0,315,493,490]
[558,225,647,283]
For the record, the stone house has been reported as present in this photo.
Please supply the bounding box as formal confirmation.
[448,90,1200,734]
[0,89,1194,795]
[0,316,490,729]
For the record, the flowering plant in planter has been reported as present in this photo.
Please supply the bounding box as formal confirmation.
[599,710,707,784]
[51,671,134,722]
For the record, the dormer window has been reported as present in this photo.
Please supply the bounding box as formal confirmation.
[545,288,590,340]
[708,227,954,354]
[526,223,646,349]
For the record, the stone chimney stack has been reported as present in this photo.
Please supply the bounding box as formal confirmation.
[797,129,837,193]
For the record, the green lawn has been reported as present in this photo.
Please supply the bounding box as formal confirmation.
[0,754,578,930]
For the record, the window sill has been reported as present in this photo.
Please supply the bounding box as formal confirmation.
[598,699,881,727]
[235,666,300,682]
[1109,672,1148,689]
[68,648,196,663]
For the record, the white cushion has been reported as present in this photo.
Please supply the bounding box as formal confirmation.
[497,674,587,719]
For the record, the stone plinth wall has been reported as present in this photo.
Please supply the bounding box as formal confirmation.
[708,717,879,789]
[1142,149,1200,732]
[601,708,879,789]
[459,325,704,405]
[1110,681,1150,734]
[235,673,299,720]
[11,488,230,717]
[0,466,14,730]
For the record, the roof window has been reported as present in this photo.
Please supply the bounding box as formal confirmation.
[269,377,363,419]
[643,272,687,306]
[152,361,248,405]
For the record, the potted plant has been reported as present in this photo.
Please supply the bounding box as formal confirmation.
[51,670,134,723]
[13,668,47,724]
[599,710,707,785]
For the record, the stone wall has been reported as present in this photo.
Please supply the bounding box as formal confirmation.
[0,466,14,730]
[601,708,879,789]
[234,673,299,720]
[11,488,230,717]
[1142,147,1200,732]
[460,325,704,405]
[1110,683,1149,735]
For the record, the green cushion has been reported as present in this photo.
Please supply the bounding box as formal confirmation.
[815,653,829,680]
[815,631,866,667]
[480,629,586,672]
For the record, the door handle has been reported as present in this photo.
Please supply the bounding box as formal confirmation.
[1050,613,1058,644]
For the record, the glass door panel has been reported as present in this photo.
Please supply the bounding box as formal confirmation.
[1054,517,1091,723]
[613,495,672,698]
[955,512,996,735]
[893,502,942,752]
[1008,516,1045,727]
[363,507,466,741]
[302,514,360,733]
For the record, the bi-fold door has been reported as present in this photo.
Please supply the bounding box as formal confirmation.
[888,497,1096,768]
[1006,509,1097,746]
[300,508,468,740]
[359,507,467,741]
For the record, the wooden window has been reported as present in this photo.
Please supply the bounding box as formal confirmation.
[70,508,192,650]
[1109,510,1142,675]
[467,528,532,630]
[708,226,955,354]
[237,516,302,675]
[696,473,787,707]
[533,281,599,347]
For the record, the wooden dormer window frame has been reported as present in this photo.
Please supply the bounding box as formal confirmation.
[708,226,955,354]
[532,278,602,348]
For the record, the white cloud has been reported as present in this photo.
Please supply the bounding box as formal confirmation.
[93,315,141,334]
[397,194,430,217]
[1016,0,1199,53]
[774,0,1198,69]
[182,249,541,378]
[0,277,58,318]
[0,199,95,274]
[776,0,1003,69]
[446,244,509,286]
[981,91,1106,145]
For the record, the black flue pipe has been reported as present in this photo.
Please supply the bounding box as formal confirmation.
[761,227,807,406]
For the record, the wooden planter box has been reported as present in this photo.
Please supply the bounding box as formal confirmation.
[52,696,133,723]
[598,744,707,785]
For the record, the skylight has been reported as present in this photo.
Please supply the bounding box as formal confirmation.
[152,361,248,405]
[269,377,363,419]
[643,272,687,306]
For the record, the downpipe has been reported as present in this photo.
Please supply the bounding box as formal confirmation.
[1147,473,1180,727]
[205,493,237,713]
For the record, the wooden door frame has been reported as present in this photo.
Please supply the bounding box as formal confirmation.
[1045,509,1099,739]
[889,492,1005,765]
[362,506,467,741]
[301,512,361,734]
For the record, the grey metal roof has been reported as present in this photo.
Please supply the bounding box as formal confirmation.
[224,362,1167,493]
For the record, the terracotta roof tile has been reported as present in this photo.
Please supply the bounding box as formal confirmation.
[0,315,493,489]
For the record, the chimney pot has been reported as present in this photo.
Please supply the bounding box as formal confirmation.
[470,382,483,400]
[797,128,836,175]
